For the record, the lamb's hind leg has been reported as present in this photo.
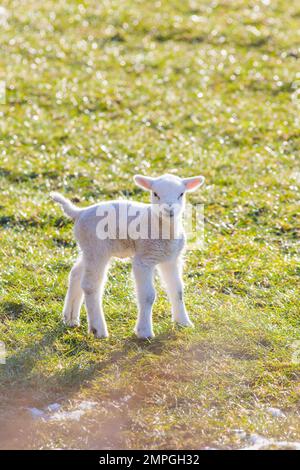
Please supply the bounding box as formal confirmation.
[81,256,110,338]
[63,255,84,326]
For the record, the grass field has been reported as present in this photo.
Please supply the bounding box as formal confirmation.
[0,0,300,449]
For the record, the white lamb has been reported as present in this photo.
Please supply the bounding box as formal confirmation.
[51,173,204,339]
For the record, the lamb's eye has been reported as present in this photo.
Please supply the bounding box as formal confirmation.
[178,192,184,199]
[153,192,160,199]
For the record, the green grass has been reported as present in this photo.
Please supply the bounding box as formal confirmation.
[0,0,300,449]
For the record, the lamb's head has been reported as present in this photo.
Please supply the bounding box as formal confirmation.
[134,173,204,219]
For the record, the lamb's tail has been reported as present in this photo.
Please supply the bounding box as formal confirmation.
[50,192,81,220]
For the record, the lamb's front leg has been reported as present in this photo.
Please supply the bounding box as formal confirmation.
[133,258,156,339]
[158,259,194,327]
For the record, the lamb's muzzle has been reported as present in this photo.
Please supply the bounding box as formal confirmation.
[51,173,204,339]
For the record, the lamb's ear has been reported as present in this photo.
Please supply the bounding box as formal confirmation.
[183,176,205,192]
[134,175,154,190]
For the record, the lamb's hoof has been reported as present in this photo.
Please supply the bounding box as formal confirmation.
[89,327,109,339]
[134,327,155,340]
[63,317,80,327]
[175,319,194,328]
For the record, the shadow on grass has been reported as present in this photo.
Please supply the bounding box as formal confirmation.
[0,320,179,406]
[0,301,28,319]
